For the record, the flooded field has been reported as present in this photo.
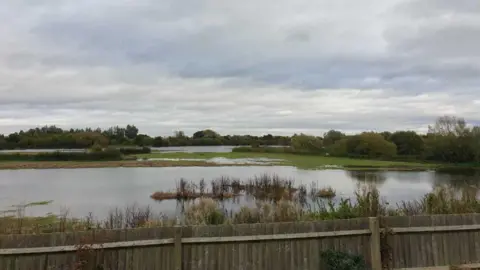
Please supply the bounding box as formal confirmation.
[140,157,284,165]
[0,166,475,219]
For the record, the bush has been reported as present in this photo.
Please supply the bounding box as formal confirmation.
[327,138,348,156]
[184,198,226,225]
[347,133,397,159]
[117,147,151,155]
[233,200,303,223]
[291,134,324,153]
[320,250,368,270]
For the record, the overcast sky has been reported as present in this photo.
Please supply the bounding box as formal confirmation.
[2,0,480,136]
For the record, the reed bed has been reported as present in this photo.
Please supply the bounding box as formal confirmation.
[150,177,239,201]
[4,178,480,233]
[150,174,311,202]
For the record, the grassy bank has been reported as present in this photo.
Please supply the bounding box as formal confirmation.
[0,160,243,170]
[0,150,123,162]
[0,150,444,170]
[136,151,439,170]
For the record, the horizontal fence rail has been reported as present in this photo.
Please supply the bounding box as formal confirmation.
[0,229,372,255]
[2,214,480,269]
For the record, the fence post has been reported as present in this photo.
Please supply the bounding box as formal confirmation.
[369,217,382,270]
[174,225,183,270]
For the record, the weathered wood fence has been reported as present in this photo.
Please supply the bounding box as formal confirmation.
[2,214,480,269]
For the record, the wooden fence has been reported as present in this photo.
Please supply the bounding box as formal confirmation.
[2,214,480,269]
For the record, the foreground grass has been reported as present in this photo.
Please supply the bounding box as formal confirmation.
[137,151,439,170]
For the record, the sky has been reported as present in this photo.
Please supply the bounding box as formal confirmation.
[1,0,480,136]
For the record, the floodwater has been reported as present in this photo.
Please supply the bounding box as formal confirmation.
[142,157,284,165]
[0,166,477,219]
[151,146,240,153]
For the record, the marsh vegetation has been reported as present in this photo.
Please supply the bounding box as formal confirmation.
[3,181,480,234]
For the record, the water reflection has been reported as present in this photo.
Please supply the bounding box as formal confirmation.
[151,146,239,153]
[433,168,480,187]
[345,171,387,186]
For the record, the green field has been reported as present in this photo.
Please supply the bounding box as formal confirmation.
[136,152,439,170]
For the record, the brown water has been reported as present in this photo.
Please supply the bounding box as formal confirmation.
[0,166,477,218]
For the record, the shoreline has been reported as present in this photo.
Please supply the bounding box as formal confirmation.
[0,160,249,170]
[0,160,438,171]
[0,152,474,171]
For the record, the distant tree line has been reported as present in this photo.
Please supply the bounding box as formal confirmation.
[1,115,479,164]
[287,116,480,164]
[0,126,290,150]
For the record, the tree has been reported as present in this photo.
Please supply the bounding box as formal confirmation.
[152,136,166,147]
[425,116,475,162]
[125,125,139,140]
[291,134,323,153]
[174,131,186,138]
[345,132,397,158]
[323,130,345,146]
[389,131,424,156]
[380,131,392,141]
[471,126,480,162]
[193,129,219,139]
[0,135,6,149]
[428,115,469,137]
[328,138,348,156]
[6,133,21,144]
[134,134,153,146]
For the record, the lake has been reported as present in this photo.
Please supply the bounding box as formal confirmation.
[151,145,240,153]
[0,166,478,219]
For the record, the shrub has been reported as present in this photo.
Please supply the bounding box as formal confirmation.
[233,200,303,223]
[320,250,368,270]
[184,198,226,225]
[117,147,151,155]
[291,134,324,153]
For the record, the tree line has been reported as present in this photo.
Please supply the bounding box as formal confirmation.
[0,126,290,150]
[288,116,480,164]
[1,115,479,164]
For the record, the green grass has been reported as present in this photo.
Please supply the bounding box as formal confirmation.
[136,152,439,170]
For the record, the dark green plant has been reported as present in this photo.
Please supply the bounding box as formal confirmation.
[320,250,369,270]
[117,146,151,155]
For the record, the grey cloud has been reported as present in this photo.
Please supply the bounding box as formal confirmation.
[2,0,480,135]
[396,0,480,17]
[31,3,480,92]
[388,24,480,59]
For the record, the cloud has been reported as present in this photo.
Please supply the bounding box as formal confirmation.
[1,0,480,136]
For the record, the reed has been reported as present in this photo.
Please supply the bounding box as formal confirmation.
[150,177,238,201]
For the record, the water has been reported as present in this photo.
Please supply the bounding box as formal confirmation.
[151,146,240,153]
[0,167,478,219]
[142,157,284,165]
